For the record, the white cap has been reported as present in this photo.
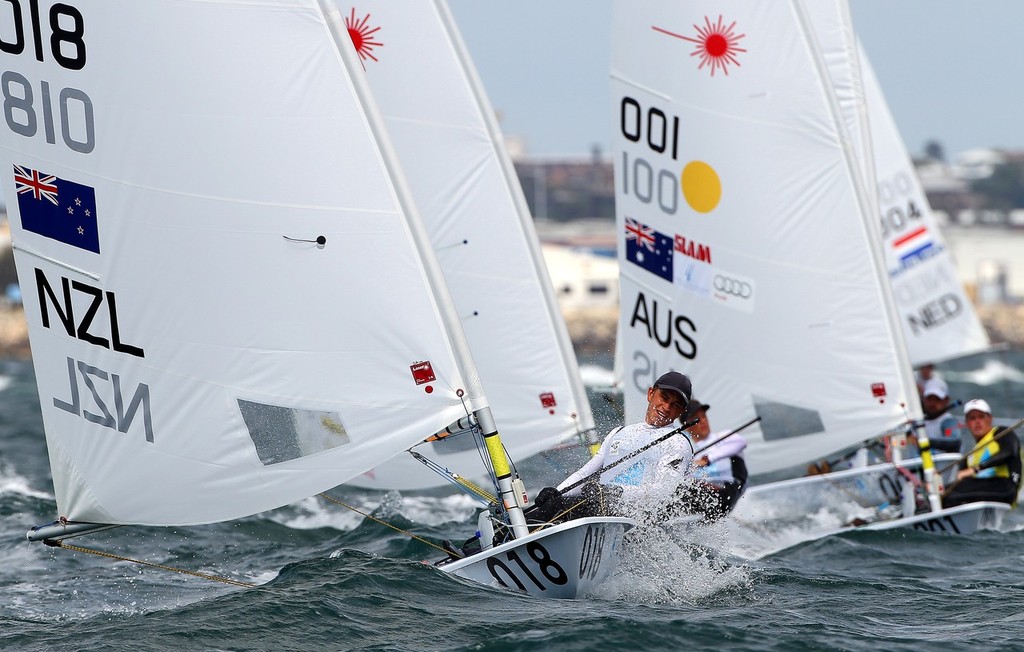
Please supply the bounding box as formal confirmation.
[964,398,992,416]
[922,378,948,399]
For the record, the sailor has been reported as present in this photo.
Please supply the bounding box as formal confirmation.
[529,371,694,521]
[669,399,749,521]
[916,378,967,454]
[914,362,939,397]
[942,399,1023,508]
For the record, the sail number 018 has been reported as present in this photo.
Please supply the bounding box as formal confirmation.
[1,1,94,153]
[0,0,87,69]
[485,541,568,592]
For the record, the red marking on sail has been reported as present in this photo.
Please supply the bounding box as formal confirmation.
[346,8,383,65]
[892,226,927,248]
[674,234,712,264]
[653,15,746,76]
[870,383,887,398]
[540,392,556,408]
[411,361,436,385]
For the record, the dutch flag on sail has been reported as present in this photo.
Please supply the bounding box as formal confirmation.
[891,225,934,272]
[14,164,100,254]
[625,217,673,282]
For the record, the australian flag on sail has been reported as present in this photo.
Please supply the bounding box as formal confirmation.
[624,217,673,281]
[14,164,100,254]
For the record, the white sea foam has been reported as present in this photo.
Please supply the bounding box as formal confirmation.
[0,466,53,500]
[598,518,753,604]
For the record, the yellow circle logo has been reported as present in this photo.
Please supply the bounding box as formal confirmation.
[681,161,721,213]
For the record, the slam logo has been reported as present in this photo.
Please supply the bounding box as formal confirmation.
[14,165,100,254]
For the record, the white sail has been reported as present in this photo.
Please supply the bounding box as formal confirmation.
[806,4,991,367]
[2,0,488,525]
[858,48,991,366]
[333,0,595,490]
[610,0,919,474]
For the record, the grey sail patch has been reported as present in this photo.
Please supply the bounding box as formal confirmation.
[753,397,825,441]
[237,399,350,465]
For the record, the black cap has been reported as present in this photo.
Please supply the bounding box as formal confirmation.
[653,371,692,404]
[683,398,710,421]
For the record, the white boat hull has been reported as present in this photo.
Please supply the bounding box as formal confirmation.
[438,517,634,598]
[853,501,1010,535]
[742,454,962,514]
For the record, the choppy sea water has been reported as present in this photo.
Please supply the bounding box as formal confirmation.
[2,350,1024,652]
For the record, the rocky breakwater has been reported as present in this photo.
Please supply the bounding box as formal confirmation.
[977,304,1024,348]
[0,305,29,359]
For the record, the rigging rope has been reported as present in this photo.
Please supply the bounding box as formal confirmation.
[408,451,498,504]
[45,539,259,588]
[318,493,450,555]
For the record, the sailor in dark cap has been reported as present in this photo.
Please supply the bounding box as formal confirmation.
[537,371,695,519]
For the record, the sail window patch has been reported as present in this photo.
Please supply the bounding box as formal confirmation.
[237,399,350,465]
[753,397,825,441]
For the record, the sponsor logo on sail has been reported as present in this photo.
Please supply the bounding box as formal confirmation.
[674,234,712,264]
[713,274,752,299]
[410,361,436,393]
[711,270,755,313]
[345,8,383,64]
[652,15,747,77]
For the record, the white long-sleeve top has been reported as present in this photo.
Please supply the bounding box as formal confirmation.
[690,431,747,485]
[556,421,694,504]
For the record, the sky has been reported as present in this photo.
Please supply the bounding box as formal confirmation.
[446,1,1024,161]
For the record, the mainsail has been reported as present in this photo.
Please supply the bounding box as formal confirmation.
[334,0,595,490]
[3,0,492,526]
[610,0,920,474]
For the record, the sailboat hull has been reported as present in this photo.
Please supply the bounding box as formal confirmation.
[741,453,962,514]
[438,517,634,598]
[828,501,1009,536]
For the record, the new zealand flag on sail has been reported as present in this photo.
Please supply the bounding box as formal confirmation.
[624,217,673,281]
[14,164,100,254]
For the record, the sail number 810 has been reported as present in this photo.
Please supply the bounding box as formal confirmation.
[2,71,93,152]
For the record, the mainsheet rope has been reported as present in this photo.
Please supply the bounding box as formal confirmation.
[44,539,259,588]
